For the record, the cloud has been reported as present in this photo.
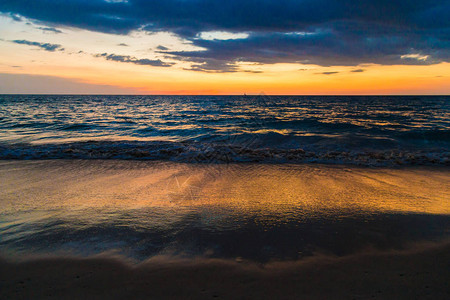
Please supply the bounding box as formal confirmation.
[400,53,429,61]
[117,43,128,46]
[12,39,63,51]
[350,69,365,73]
[156,45,169,51]
[166,25,448,70]
[7,12,23,21]
[1,0,449,71]
[37,27,63,34]
[196,31,250,41]
[185,61,262,73]
[179,57,241,73]
[320,71,339,75]
[3,0,445,35]
[95,53,173,67]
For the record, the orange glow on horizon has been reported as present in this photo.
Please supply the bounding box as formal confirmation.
[67,62,450,95]
[2,61,448,95]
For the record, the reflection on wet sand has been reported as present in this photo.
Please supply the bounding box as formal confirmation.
[0,160,448,215]
[0,160,449,261]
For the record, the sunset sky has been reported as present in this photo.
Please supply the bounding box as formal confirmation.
[0,0,449,95]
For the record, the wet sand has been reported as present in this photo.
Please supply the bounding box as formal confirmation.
[1,242,449,299]
[0,160,449,299]
[0,160,449,215]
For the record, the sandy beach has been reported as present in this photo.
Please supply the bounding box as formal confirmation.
[1,241,449,299]
[0,160,449,299]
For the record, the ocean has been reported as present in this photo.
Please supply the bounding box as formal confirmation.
[0,95,448,165]
[0,95,449,263]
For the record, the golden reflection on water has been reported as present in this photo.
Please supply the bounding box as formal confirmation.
[0,160,448,216]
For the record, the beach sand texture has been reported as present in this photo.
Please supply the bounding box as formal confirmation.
[0,160,449,299]
[1,241,449,300]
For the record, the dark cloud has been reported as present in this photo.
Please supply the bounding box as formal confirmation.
[118,43,129,46]
[186,64,238,73]
[0,1,138,34]
[185,62,262,73]
[95,53,173,67]
[1,0,449,71]
[351,69,365,73]
[320,71,339,75]
[167,26,448,70]
[156,45,169,51]
[6,12,23,21]
[12,39,63,51]
[180,57,240,73]
[37,27,63,34]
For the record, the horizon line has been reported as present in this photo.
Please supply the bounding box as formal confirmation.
[1,93,449,96]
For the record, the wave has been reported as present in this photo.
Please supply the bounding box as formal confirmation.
[0,141,448,166]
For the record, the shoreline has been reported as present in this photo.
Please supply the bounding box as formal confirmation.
[1,141,448,166]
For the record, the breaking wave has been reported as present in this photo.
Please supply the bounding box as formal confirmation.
[0,140,448,166]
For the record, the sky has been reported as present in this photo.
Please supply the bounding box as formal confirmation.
[0,0,449,95]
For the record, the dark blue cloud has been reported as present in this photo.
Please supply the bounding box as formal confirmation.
[166,27,448,70]
[1,0,449,70]
[95,53,173,67]
[37,27,63,34]
[2,1,447,34]
[0,1,138,34]
[12,39,63,51]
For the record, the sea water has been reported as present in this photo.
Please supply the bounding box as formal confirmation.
[0,95,448,165]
